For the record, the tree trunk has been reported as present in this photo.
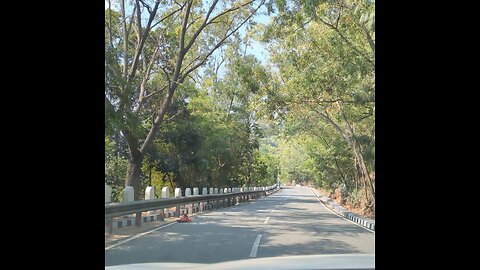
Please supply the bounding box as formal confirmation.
[316,108,375,205]
[350,139,375,204]
[124,130,144,226]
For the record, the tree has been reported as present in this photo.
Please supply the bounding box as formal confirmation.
[255,0,375,210]
[106,0,265,225]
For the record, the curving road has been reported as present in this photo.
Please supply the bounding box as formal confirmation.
[105,186,374,266]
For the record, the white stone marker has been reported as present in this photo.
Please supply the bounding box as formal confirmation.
[105,184,112,203]
[145,186,155,200]
[124,186,134,203]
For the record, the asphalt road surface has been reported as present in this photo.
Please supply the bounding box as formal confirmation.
[105,186,374,266]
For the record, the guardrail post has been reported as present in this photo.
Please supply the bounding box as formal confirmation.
[224,188,227,207]
[185,188,192,214]
[123,186,138,225]
[219,188,224,207]
[105,217,113,234]
[145,186,155,215]
[209,188,214,209]
[124,186,134,203]
[214,188,219,209]
[202,187,208,211]
[226,188,231,206]
[175,188,182,217]
[160,187,170,220]
[193,187,199,212]
[105,184,112,203]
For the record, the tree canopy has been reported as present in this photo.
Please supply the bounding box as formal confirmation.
[105,0,375,214]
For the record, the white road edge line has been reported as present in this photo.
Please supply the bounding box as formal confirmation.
[105,221,177,250]
[263,217,270,224]
[249,234,263,258]
[310,189,375,234]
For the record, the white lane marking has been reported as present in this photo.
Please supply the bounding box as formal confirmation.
[310,189,375,234]
[263,217,270,224]
[105,222,177,250]
[249,234,263,258]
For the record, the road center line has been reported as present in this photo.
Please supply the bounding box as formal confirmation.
[263,217,270,224]
[249,234,263,258]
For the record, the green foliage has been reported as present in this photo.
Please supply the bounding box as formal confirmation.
[105,0,374,212]
[253,0,375,208]
[105,136,129,202]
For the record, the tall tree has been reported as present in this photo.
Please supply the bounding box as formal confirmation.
[256,0,375,209]
[106,0,265,224]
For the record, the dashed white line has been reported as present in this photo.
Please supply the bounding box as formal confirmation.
[249,234,263,257]
[105,221,177,250]
[263,217,270,224]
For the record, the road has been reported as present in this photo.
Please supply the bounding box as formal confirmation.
[105,186,375,266]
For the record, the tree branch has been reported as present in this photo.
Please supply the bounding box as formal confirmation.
[127,1,161,82]
[317,17,374,67]
[180,0,193,52]
[126,3,137,39]
[144,85,168,99]
[363,25,375,54]
[159,64,172,86]
[107,0,113,48]
[183,0,254,54]
[121,0,129,80]
[133,38,162,113]
[150,3,185,29]
[187,15,203,30]
[183,0,263,78]
[138,0,152,14]
[165,110,183,122]
[135,0,142,39]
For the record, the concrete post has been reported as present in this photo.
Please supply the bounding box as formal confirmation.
[185,188,192,214]
[160,187,170,221]
[162,187,170,198]
[193,188,199,212]
[105,184,112,203]
[175,188,182,217]
[145,186,155,200]
[124,186,134,203]
[145,186,155,214]
[202,187,208,211]
[105,185,113,232]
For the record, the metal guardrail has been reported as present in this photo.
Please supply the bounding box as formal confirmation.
[105,185,278,219]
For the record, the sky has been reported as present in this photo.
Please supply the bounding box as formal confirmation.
[105,0,271,65]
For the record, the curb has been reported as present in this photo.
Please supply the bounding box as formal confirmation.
[312,189,375,231]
